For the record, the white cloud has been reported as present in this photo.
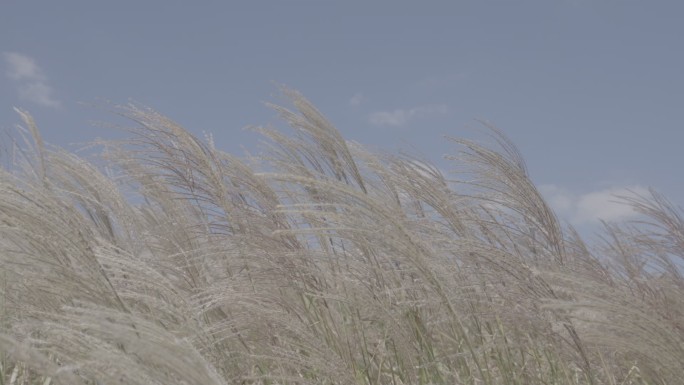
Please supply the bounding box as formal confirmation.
[16,82,61,108]
[3,52,61,108]
[539,184,649,226]
[574,187,649,224]
[539,184,574,213]
[349,92,366,107]
[4,52,45,81]
[369,104,448,127]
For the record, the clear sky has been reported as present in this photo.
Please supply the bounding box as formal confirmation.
[1,0,683,233]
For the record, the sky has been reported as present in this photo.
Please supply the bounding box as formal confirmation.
[1,0,683,235]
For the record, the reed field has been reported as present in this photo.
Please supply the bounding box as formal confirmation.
[1,90,682,384]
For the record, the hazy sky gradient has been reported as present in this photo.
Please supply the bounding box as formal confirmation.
[2,0,682,232]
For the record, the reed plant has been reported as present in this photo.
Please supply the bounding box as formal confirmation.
[0,90,681,384]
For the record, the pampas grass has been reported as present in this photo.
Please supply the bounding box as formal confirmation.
[1,90,682,384]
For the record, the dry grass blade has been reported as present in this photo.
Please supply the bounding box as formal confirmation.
[0,90,680,384]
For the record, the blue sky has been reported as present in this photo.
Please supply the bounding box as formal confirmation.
[2,0,683,233]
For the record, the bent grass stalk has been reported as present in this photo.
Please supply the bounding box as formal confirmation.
[0,91,680,384]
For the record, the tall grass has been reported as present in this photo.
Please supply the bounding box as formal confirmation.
[1,90,682,384]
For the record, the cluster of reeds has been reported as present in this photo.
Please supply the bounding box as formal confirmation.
[1,90,682,384]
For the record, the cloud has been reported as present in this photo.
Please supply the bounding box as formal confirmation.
[369,104,448,127]
[574,187,649,224]
[4,52,45,81]
[349,92,366,107]
[539,184,649,225]
[3,52,61,108]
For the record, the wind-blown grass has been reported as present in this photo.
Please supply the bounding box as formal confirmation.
[1,90,682,384]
